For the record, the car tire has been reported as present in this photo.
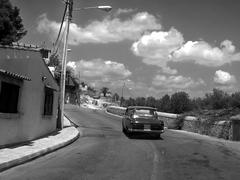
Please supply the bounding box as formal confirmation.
[125,128,131,137]
[122,126,126,133]
[155,133,161,139]
[122,122,126,133]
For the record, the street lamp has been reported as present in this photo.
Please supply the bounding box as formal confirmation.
[120,80,131,107]
[74,6,112,12]
[120,82,125,107]
[59,0,112,129]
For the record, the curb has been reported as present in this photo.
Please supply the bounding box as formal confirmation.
[64,114,79,128]
[0,127,80,172]
[105,110,123,118]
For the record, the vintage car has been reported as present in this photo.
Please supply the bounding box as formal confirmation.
[122,106,164,138]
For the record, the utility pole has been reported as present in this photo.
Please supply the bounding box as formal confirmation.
[59,0,73,129]
[57,1,112,129]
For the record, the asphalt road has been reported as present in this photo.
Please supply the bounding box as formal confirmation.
[1,105,240,180]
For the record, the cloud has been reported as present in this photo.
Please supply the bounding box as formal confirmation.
[67,59,131,87]
[221,40,235,53]
[37,11,161,45]
[152,74,205,90]
[131,22,240,73]
[172,40,240,66]
[37,14,61,41]
[131,28,183,74]
[67,61,76,69]
[115,8,135,16]
[214,70,236,85]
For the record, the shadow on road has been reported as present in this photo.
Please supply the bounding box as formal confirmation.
[123,132,164,140]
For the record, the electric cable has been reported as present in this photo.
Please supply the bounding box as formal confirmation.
[52,2,67,55]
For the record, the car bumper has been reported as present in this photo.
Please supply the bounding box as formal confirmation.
[128,128,164,134]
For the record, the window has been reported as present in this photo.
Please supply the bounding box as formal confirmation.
[134,109,155,117]
[44,87,54,115]
[0,82,20,113]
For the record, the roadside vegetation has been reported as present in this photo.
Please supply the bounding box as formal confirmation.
[121,88,240,115]
[0,0,26,45]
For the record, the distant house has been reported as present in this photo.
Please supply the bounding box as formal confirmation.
[0,43,59,147]
[65,71,80,104]
[99,91,112,102]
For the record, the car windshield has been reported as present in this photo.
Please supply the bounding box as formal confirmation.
[133,109,155,117]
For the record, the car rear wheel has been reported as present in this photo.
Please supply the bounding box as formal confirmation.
[122,122,126,133]
[122,126,126,133]
[154,133,161,139]
[123,127,132,137]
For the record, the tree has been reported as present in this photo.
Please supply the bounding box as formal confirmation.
[146,96,156,108]
[204,88,230,109]
[135,97,146,106]
[87,86,96,93]
[0,0,27,44]
[48,54,60,66]
[191,97,205,110]
[170,92,191,114]
[231,92,240,108]
[101,87,109,97]
[112,93,120,102]
[159,94,171,112]
[125,97,136,106]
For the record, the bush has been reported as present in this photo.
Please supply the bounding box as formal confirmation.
[231,92,240,108]
[175,115,185,130]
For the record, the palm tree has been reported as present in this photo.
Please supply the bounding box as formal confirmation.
[101,87,109,97]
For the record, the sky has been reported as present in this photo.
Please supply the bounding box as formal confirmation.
[11,0,240,98]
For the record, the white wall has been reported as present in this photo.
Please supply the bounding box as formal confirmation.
[0,47,59,147]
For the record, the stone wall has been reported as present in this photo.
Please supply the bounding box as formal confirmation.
[106,106,126,116]
[106,106,235,140]
[183,118,232,140]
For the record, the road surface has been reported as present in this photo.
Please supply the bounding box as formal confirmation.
[1,105,240,180]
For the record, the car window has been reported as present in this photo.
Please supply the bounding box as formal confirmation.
[134,109,155,117]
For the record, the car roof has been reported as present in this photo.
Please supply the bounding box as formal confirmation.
[126,106,157,110]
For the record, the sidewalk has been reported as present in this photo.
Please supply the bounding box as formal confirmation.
[0,117,80,172]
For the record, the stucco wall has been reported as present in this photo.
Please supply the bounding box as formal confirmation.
[0,47,59,147]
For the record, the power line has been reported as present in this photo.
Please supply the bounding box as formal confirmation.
[52,2,68,55]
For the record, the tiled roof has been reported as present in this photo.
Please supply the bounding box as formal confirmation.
[0,42,48,52]
[0,69,31,81]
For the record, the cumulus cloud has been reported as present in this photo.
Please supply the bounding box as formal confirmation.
[37,14,61,41]
[214,70,236,85]
[67,61,76,69]
[67,59,131,87]
[152,74,205,90]
[131,28,183,74]
[221,40,235,53]
[172,40,240,66]
[37,11,161,45]
[131,22,240,72]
